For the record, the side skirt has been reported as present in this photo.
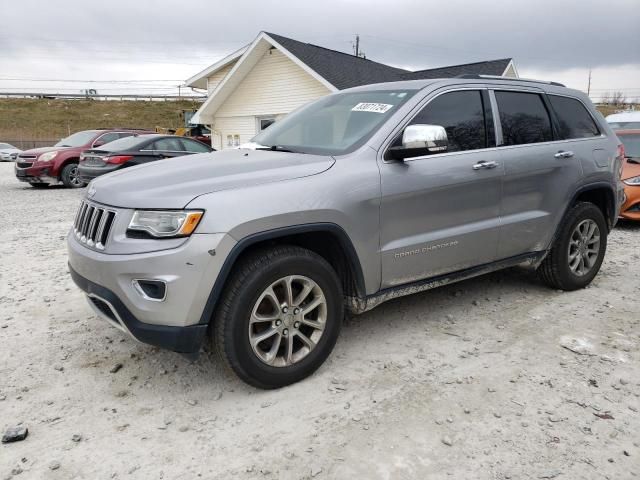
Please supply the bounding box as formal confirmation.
[346,251,547,314]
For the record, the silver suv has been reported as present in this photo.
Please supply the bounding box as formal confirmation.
[68,77,624,388]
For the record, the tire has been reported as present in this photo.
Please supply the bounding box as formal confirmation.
[60,163,86,188]
[212,245,343,389]
[538,202,607,291]
[29,183,48,188]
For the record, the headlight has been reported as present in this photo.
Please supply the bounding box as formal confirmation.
[624,176,640,186]
[128,210,204,238]
[38,151,58,162]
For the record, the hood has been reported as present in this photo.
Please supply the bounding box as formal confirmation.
[90,148,335,208]
[622,158,640,181]
[21,146,72,155]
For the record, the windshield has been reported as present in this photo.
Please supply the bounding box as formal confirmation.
[250,89,417,155]
[55,130,99,147]
[619,134,640,158]
[0,143,13,149]
[94,135,152,152]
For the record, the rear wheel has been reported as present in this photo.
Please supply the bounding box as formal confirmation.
[212,245,343,389]
[538,202,607,290]
[61,163,85,188]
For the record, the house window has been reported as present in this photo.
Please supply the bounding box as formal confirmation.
[227,135,233,147]
[233,135,240,146]
[257,116,276,132]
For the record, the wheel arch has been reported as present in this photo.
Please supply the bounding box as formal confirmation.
[570,183,616,231]
[57,156,80,179]
[198,223,366,326]
[545,182,616,254]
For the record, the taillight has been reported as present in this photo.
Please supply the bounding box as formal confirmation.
[105,155,133,165]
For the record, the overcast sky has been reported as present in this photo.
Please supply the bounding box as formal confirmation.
[1,0,638,102]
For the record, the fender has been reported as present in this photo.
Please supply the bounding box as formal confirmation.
[198,223,367,325]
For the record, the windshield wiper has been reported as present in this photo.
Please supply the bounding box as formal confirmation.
[255,145,303,154]
[627,157,640,164]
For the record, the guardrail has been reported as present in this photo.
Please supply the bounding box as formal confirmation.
[0,92,206,101]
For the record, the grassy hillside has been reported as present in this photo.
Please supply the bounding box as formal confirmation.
[0,98,203,148]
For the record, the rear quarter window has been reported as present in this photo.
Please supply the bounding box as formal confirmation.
[548,95,600,139]
[495,91,553,146]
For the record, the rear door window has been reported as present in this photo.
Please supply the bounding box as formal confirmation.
[495,91,553,146]
[180,138,211,153]
[404,90,488,152]
[548,95,600,139]
[152,138,184,152]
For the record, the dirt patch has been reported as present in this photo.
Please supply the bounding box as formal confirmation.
[0,163,638,479]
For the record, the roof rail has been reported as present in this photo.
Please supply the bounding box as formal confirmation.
[94,127,153,131]
[456,74,565,87]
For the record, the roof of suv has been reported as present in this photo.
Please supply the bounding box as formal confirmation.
[344,76,585,97]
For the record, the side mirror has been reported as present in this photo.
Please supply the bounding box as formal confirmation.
[388,124,448,161]
[93,139,105,147]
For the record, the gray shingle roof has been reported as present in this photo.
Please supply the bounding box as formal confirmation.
[401,58,513,80]
[265,32,512,90]
[266,33,406,90]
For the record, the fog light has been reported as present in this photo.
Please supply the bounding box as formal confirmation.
[132,279,167,301]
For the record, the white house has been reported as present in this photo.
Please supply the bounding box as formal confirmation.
[186,32,518,150]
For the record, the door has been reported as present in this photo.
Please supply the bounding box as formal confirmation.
[379,89,503,289]
[492,90,585,258]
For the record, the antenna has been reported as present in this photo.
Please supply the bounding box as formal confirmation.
[352,34,366,59]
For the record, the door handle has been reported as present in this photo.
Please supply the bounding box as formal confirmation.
[472,160,499,170]
[554,150,574,159]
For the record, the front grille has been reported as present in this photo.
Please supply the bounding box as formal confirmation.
[17,162,33,168]
[18,154,37,160]
[627,203,640,213]
[73,200,117,250]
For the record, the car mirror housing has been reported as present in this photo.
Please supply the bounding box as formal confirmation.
[388,124,449,161]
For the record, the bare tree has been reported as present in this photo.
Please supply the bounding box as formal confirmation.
[611,91,627,106]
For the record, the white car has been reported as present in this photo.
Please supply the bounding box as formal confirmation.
[606,111,640,130]
[0,143,21,161]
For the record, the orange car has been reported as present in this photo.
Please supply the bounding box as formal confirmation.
[617,129,640,220]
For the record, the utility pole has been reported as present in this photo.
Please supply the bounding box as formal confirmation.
[355,34,360,58]
[178,85,182,100]
[587,68,592,97]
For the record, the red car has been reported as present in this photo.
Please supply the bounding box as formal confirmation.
[14,128,152,188]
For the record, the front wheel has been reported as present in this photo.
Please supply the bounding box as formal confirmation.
[212,245,343,389]
[538,202,607,291]
[61,163,86,188]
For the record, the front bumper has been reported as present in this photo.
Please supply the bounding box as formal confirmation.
[620,185,640,221]
[78,163,119,183]
[14,162,58,185]
[69,266,208,354]
[67,231,237,353]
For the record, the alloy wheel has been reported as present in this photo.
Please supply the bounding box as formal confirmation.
[248,275,327,367]
[69,165,82,186]
[567,219,600,276]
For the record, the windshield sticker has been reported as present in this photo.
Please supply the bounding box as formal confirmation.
[352,103,394,114]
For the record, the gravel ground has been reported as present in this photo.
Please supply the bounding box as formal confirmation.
[1,162,639,480]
